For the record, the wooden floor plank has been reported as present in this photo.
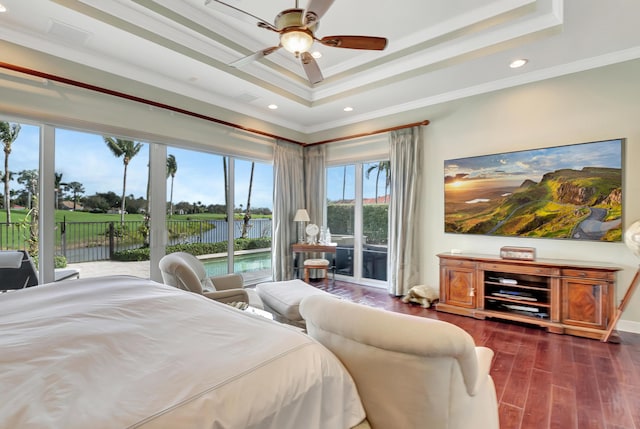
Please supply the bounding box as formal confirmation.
[550,385,577,429]
[521,368,552,428]
[310,280,640,429]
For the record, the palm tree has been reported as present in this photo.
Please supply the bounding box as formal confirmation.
[241,162,255,238]
[223,157,229,221]
[342,166,347,201]
[0,121,21,223]
[65,181,85,211]
[365,161,391,203]
[17,169,39,210]
[166,154,178,216]
[54,172,63,209]
[103,137,143,224]
[381,161,391,203]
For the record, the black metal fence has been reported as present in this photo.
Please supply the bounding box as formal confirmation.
[1,218,272,263]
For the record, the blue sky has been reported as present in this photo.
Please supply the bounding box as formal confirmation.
[6,121,390,208]
[6,123,275,209]
[326,163,390,202]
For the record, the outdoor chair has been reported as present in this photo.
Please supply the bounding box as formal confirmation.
[0,250,80,292]
[0,250,38,291]
[158,252,264,309]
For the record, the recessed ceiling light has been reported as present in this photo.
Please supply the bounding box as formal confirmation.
[311,51,322,59]
[268,104,278,110]
[0,4,7,12]
[343,107,353,112]
[510,59,528,68]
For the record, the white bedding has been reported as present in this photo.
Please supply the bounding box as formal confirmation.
[0,276,365,429]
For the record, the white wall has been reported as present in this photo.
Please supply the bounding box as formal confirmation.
[420,59,640,331]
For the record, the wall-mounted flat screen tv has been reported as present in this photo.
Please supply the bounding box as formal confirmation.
[444,138,623,242]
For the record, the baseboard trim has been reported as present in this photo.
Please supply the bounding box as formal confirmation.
[617,319,640,335]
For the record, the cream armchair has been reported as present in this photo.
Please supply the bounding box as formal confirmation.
[299,294,499,429]
[158,252,264,309]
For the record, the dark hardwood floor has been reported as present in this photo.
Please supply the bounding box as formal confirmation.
[310,279,640,429]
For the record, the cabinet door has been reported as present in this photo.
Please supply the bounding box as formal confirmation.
[444,267,476,308]
[562,279,608,329]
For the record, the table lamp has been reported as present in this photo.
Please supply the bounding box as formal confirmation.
[293,209,310,243]
[603,219,640,342]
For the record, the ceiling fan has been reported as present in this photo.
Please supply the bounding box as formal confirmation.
[205,0,388,84]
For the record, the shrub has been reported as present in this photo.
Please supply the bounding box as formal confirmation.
[112,237,272,261]
[31,253,68,269]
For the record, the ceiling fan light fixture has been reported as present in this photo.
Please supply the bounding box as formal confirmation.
[280,29,314,55]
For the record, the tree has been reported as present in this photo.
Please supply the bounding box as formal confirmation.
[166,154,178,216]
[64,181,85,211]
[342,166,347,201]
[103,137,142,223]
[222,157,229,221]
[0,121,21,223]
[17,169,39,210]
[54,172,64,209]
[241,162,255,238]
[365,161,391,203]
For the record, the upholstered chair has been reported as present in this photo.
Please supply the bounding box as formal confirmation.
[300,294,499,429]
[158,252,264,309]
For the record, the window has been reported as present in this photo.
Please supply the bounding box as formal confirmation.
[0,120,40,253]
[0,118,274,284]
[164,149,273,284]
[326,161,389,286]
[55,128,151,278]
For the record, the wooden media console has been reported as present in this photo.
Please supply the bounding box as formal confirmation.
[436,253,622,341]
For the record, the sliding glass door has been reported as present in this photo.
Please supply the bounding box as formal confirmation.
[0,116,274,285]
[55,128,151,278]
[362,161,389,282]
[326,161,389,286]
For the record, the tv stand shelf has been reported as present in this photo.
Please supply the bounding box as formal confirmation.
[435,253,621,341]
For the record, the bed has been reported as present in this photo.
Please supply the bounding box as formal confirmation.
[0,275,366,429]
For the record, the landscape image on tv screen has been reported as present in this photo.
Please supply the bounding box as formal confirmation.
[444,139,623,242]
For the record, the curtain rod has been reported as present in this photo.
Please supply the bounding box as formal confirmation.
[0,62,300,144]
[1,62,429,147]
[303,120,430,146]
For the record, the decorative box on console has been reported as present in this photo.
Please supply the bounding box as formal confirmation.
[500,246,536,260]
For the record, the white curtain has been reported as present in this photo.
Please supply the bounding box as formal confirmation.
[387,127,423,296]
[304,145,326,226]
[272,140,305,281]
[304,145,327,278]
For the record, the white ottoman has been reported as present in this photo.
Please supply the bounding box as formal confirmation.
[256,279,331,327]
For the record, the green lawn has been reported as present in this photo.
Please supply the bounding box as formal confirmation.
[0,210,271,223]
[1,209,271,250]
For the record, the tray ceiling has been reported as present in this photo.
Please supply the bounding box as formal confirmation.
[1,0,639,136]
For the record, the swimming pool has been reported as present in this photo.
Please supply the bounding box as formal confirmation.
[202,251,272,278]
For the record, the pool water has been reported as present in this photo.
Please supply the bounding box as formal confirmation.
[202,252,272,277]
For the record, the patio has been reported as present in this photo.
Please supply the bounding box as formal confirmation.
[66,260,271,285]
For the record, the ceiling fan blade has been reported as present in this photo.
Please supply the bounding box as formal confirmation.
[304,0,335,25]
[205,0,278,32]
[229,46,280,68]
[319,35,388,50]
[300,52,324,84]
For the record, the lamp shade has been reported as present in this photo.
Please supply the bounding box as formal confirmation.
[625,219,640,258]
[281,29,314,54]
[293,209,310,222]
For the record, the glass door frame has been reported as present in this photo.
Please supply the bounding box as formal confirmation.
[326,162,388,289]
